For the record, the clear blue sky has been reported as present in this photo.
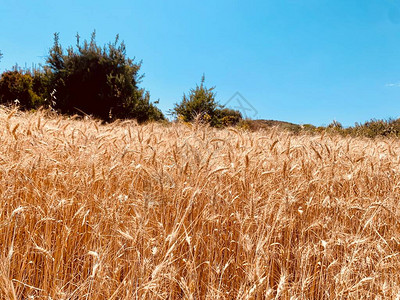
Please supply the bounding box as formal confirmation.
[1,0,400,126]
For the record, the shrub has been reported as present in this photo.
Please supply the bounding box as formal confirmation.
[302,124,316,131]
[327,120,343,129]
[237,119,251,130]
[31,67,52,105]
[173,75,218,123]
[214,108,242,127]
[0,69,44,109]
[46,32,164,122]
[173,75,242,127]
[350,119,399,138]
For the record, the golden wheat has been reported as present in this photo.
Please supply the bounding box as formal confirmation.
[0,107,399,299]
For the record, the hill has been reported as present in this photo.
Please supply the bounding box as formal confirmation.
[246,119,302,132]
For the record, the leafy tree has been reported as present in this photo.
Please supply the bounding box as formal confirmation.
[31,67,52,104]
[0,69,43,109]
[173,75,242,126]
[46,31,164,122]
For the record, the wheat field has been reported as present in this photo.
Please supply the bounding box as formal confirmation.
[0,108,400,299]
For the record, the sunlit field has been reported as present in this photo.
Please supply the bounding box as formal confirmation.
[1,108,400,299]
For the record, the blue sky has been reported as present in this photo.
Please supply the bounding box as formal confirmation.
[1,0,400,126]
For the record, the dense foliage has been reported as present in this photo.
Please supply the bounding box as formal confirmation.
[0,33,164,123]
[46,32,164,122]
[0,69,46,109]
[173,75,242,127]
[333,118,400,138]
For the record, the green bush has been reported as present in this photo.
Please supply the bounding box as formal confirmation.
[173,75,218,123]
[173,75,242,127]
[327,120,343,129]
[46,32,164,123]
[301,118,400,138]
[214,108,242,127]
[0,69,44,109]
[31,67,52,105]
[350,119,399,138]
[302,124,316,131]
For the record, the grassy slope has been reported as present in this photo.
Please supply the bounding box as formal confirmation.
[247,119,302,132]
[0,108,400,299]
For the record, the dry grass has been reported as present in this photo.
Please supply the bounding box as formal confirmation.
[0,108,400,299]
